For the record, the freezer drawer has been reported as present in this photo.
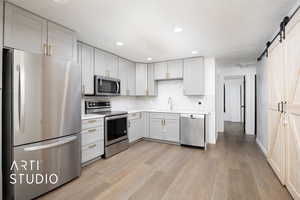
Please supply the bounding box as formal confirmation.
[9,134,81,200]
[180,114,206,148]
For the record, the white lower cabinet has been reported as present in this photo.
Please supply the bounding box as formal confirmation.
[82,141,104,164]
[128,112,145,143]
[149,113,180,142]
[81,117,104,164]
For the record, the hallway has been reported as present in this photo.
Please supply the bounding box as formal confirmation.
[39,122,292,200]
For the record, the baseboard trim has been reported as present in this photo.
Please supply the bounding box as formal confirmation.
[256,138,267,157]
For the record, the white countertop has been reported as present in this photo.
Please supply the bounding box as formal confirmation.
[82,114,105,120]
[125,109,209,115]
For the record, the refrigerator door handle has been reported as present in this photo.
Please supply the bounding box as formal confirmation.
[20,63,26,133]
[23,136,77,151]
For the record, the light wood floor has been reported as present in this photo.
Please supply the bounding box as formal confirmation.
[39,122,292,200]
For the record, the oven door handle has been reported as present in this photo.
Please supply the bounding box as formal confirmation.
[116,81,120,93]
[105,114,128,121]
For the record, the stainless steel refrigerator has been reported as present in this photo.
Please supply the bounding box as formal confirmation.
[2,49,81,200]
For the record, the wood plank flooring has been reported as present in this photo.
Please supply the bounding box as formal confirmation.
[39,122,292,200]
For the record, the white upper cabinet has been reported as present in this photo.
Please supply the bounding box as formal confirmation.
[183,57,205,95]
[154,62,167,80]
[47,22,77,61]
[118,58,136,96]
[94,49,118,78]
[167,59,183,79]
[147,64,157,96]
[4,3,76,60]
[79,43,94,95]
[4,2,47,54]
[135,63,148,96]
[127,60,136,96]
[154,60,183,80]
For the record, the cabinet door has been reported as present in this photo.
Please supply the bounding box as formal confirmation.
[149,118,164,140]
[94,49,106,76]
[167,60,183,79]
[128,120,137,143]
[80,43,94,95]
[4,3,47,54]
[105,52,118,78]
[118,58,129,95]
[127,60,136,96]
[147,64,157,96]
[154,62,167,80]
[165,119,180,142]
[284,16,300,199]
[47,22,77,61]
[183,57,205,95]
[136,63,148,96]
[94,49,118,78]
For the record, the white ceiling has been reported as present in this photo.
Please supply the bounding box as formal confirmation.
[8,0,297,63]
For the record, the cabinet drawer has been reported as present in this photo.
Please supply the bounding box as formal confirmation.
[128,112,142,120]
[82,118,103,130]
[81,127,104,146]
[165,113,180,120]
[81,140,104,163]
[149,112,164,119]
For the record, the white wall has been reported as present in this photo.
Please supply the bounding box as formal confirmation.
[216,63,256,135]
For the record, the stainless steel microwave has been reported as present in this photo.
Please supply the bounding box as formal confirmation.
[94,75,121,96]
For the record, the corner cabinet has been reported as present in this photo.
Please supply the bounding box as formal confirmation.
[4,2,77,61]
[128,112,145,143]
[78,42,94,95]
[94,49,118,78]
[183,57,205,95]
[118,58,136,96]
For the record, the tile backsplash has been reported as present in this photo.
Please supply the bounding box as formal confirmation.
[82,80,211,113]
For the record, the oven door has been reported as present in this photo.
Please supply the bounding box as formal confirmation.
[105,115,128,146]
[95,76,120,96]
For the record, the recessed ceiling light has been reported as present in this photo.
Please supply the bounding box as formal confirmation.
[192,51,198,55]
[174,26,183,33]
[147,57,152,61]
[116,42,124,46]
[53,0,69,4]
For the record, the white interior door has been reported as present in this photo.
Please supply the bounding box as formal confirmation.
[284,14,300,199]
[266,38,286,185]
[224,79,242,122]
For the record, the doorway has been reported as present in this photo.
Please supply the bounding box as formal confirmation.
[224,76,246,133]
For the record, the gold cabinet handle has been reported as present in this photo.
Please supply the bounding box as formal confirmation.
[87,129,97,133]
[88,144,97,149]
[88,120,97,123]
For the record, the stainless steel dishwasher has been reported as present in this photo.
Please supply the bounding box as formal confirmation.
[180,114,206,149]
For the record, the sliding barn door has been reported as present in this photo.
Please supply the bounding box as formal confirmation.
[267,38,286,184]
[284,13,300,200]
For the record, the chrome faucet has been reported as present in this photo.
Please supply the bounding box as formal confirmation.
[168,97,173,111]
